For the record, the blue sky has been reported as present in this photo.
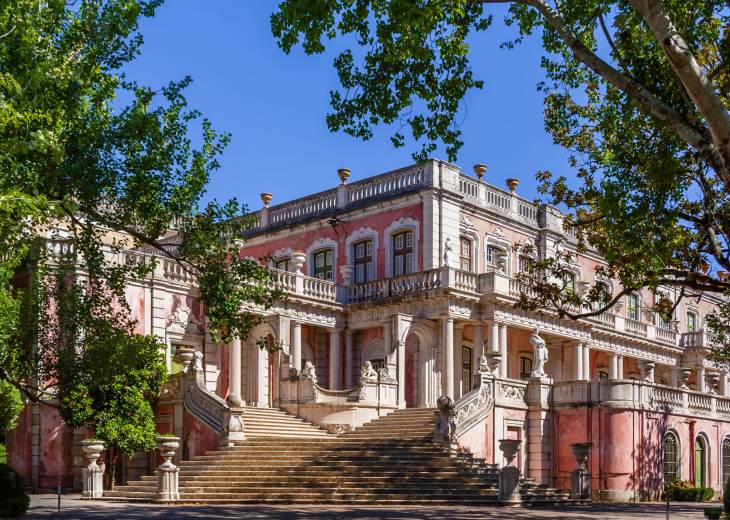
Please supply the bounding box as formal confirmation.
[126,2,572,212]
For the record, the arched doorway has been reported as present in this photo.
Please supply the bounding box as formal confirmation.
[695,436,707,488]
[405,335,418,408]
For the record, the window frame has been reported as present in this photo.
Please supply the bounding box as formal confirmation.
[313,248,333,281]
[393,230,414,277]
[723,437,730,486]
[627,294,638,320]
[461,346,473,396]
[354,239,374,284]
[563,271,576,294]
[663,432,679,483]
[519,356,533,380]
[276,258,293,272]
[687,312,697,333]
[460,237,472,272]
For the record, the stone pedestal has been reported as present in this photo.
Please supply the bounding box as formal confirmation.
[81,466,103,499]
[219,394,246,447]
[499,466,521,505]
[155,436,180,503]
[157,466,180,502]
[526,377,553,485]
[570,468,591,500]
[80,440,105,499]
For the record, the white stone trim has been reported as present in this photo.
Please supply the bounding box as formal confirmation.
[484,227,512,277]
[345,227,379,280]
[686,304,701,331]
[459,216,480,274]
[362,338,386,363]
[305,237,339,280]
[384,218,421,278]
[271,246,297,268]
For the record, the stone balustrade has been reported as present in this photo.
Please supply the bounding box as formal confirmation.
[433,370,495,448]
[279,367,399,432]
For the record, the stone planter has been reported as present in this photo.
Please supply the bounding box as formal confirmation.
[705,372,721,395]
[675,368,692,389]
[485,354,502,375]
[81,440,105,499]
[498,439,522,467]
[570,444,591,470]
[473,164,487,180]
[340,265,354,285]
[155,436,180,502]
[175,348,194,373]
[638,361,655,382]
[291,252,306,273]
[337,168,351,185]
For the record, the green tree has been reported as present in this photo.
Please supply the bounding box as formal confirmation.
[272,0,730,358]
[0,0,283,439]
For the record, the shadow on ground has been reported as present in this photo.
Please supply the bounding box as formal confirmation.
[27,494,711,520]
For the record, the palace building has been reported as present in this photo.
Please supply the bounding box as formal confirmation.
[5,159,730,503]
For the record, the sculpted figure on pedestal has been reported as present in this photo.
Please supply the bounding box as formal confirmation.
[301,361,318,384]
[530,327,548,378]
[360,361,378,382]
[443,237,453,267]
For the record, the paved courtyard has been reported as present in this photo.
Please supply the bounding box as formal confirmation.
[25,494,715,519]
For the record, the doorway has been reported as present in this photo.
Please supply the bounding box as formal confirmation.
[695,437,707,488]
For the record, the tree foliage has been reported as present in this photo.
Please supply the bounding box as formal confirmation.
[0,0,283,433]
[272,0,730,354]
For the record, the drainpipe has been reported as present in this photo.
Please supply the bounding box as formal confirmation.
[689,420,696,484]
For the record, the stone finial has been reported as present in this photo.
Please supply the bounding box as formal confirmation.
[473,164,487,180]
[506,178,519,193]
[260,192,273,208]
[337,168,351,185]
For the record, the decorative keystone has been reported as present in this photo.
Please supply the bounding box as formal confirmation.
[260,192,273,208]
[337,168,351,185]
[473,164,487,180]
[506,178,519,193]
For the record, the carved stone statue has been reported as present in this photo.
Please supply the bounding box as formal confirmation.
[443,237,453,267]
[191,350,204,372]
[360,361,378,382]
[301,361,317,383]
[477,355,489,374]
[530,327,548,378]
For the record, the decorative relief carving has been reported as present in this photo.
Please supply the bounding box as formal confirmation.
[500,382,526,400]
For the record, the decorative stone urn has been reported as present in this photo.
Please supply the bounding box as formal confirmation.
[485,352,502,375]
[497,439,522,506]
[337,168,351,185]
[498,439,522,468]
[340,265,354,285]
[260,192,273,208]
[175,347,194,373]
[291,252,306,273]
[494,252,508,273]
[570,443,591,470]
[614,299,624,313]
[155,436,180,502]
[569,443,592,500]
[642,308,656,321]
[81,440,105,499]
[506,178,519,193]
[638,361,655,382]
[473,164,487,180]
[577,281,591,297]
[705,372,721,395]
[675,368,692,389]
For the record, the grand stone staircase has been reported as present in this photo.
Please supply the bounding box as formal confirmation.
[103,407,574,505]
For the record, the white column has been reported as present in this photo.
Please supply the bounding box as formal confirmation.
[618,355,624,378]
[670,368,678,387]
[722,374,729,397]
[550,344,564,382]
[344,330,354,389]
[488,321,499,357]
[229,338,241,396]
[398,336,406,407]
[583,343,590,380]
[499,323,508,379]
[697,366,706,393]
[454,326,463,398]
[291,322,302,372]
[574,342,583,381]
[384,321,394,374]
[473,324,485,362]
[610,354,619,380]
[329,329,341,390]
[443,318,454,398]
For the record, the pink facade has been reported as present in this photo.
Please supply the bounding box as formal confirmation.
[7,159,730,502]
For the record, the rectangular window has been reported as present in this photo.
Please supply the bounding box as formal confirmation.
[276,258,292,272]
[406,232,413,248]
[314,249,333,281]
[519,357,532,380]
[460,237,472,272]
[563,272,575,294]
[462,346,472,396]
[393,231,414,277]
[395,256,404,276]
[486,247,493,264]
[518,256,530,273]
[405,253,413,274]
[687,313,696,333]
[355,240,374,282]
[170,344,184,375]
[396,234,404,250]
[628,294,638,320]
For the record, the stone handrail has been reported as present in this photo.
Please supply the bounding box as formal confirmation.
[269,191,338,225]
[433,371,494,447]
[160,356,245,445]
[625,318,648,336]
[347,165,426,203]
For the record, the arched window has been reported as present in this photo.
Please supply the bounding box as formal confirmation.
[627,294,638,320]
[663,432,678,483]
[687,312,698,333]
[598,369,609,380]
[393,231,414,276]
[722,437,730,489]
[276,258,292,272]
[354,240,373,283]
[313,249,333,280]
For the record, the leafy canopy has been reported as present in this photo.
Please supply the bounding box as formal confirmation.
[0,0,283,441]
[272,0,730,357]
